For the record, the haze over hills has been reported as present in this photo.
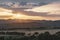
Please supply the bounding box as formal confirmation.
[0,19,60,30]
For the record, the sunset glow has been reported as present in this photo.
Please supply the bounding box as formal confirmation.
[0,8,25,19]
[1,1,60,21]
[0,8,13,16]
[0,7,45,20]
[25,3,60,15]
[24,2,60,20]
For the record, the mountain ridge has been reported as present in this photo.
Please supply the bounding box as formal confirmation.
[0,19,60,30]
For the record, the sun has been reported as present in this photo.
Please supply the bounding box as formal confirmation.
[0,7,46,20]
[14,14,21,18]
[12,13,25,19]
[0,8,26,19]
[13,14,21,19]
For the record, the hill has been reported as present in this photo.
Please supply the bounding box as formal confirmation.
[0,19,60,30]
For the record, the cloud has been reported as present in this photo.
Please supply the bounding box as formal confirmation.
[22,1,60,20]
[24,2,60,16]
[0,0,60,20]
[0,0,60,8]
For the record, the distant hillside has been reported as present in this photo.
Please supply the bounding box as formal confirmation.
[0,19,60,30]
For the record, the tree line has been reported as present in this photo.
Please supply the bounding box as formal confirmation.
[0,31,60,40]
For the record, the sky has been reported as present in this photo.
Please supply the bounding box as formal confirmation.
[0,0,60,2]
[0,0,60,20]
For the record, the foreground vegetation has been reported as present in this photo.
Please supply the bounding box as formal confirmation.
[0,31,60,40]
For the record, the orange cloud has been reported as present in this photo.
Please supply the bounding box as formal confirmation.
[0,7,45,20]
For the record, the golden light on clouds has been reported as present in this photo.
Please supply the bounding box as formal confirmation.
[24,2,60,20]
[0,8,13,16]
[0,7,45,20]
[25,2,60,14]
[25,3,60,15]
[12,13,45,20]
